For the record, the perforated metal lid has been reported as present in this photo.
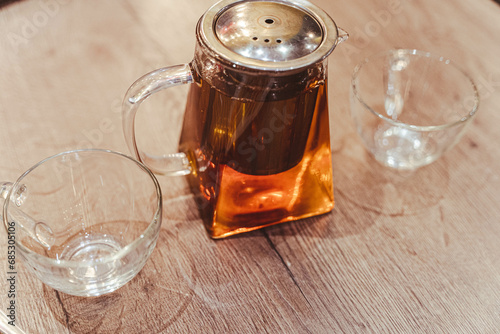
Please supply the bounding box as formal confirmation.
[199,0,343,71]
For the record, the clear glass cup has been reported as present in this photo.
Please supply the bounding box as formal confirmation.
[350,49,479,170]
[1,149,162,297]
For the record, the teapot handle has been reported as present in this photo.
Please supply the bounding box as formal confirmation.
[122,64,193,175]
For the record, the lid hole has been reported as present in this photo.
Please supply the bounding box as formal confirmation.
[264,39,270,43]
[265,19,274,24]
[252,37,258,41]
[276,39,282,43]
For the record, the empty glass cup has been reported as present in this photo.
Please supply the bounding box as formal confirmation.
[350,49,479,170]
[1,149,162,297]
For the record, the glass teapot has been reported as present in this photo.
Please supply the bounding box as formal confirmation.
[123,0,348,238]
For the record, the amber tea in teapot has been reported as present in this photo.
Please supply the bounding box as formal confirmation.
[123,0,347,238]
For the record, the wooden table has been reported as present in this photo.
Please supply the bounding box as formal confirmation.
[1,0,500,332]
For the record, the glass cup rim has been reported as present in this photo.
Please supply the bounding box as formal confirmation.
[351,49,480,132]
[2,148,162,268]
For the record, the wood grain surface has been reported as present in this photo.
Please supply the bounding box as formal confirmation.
[1,0,500,333]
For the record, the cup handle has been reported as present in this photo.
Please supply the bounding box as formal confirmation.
[122,63,194,175]
[1,182,55,249]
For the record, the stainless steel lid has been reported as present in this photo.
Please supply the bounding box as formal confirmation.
[199,0,344,71]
